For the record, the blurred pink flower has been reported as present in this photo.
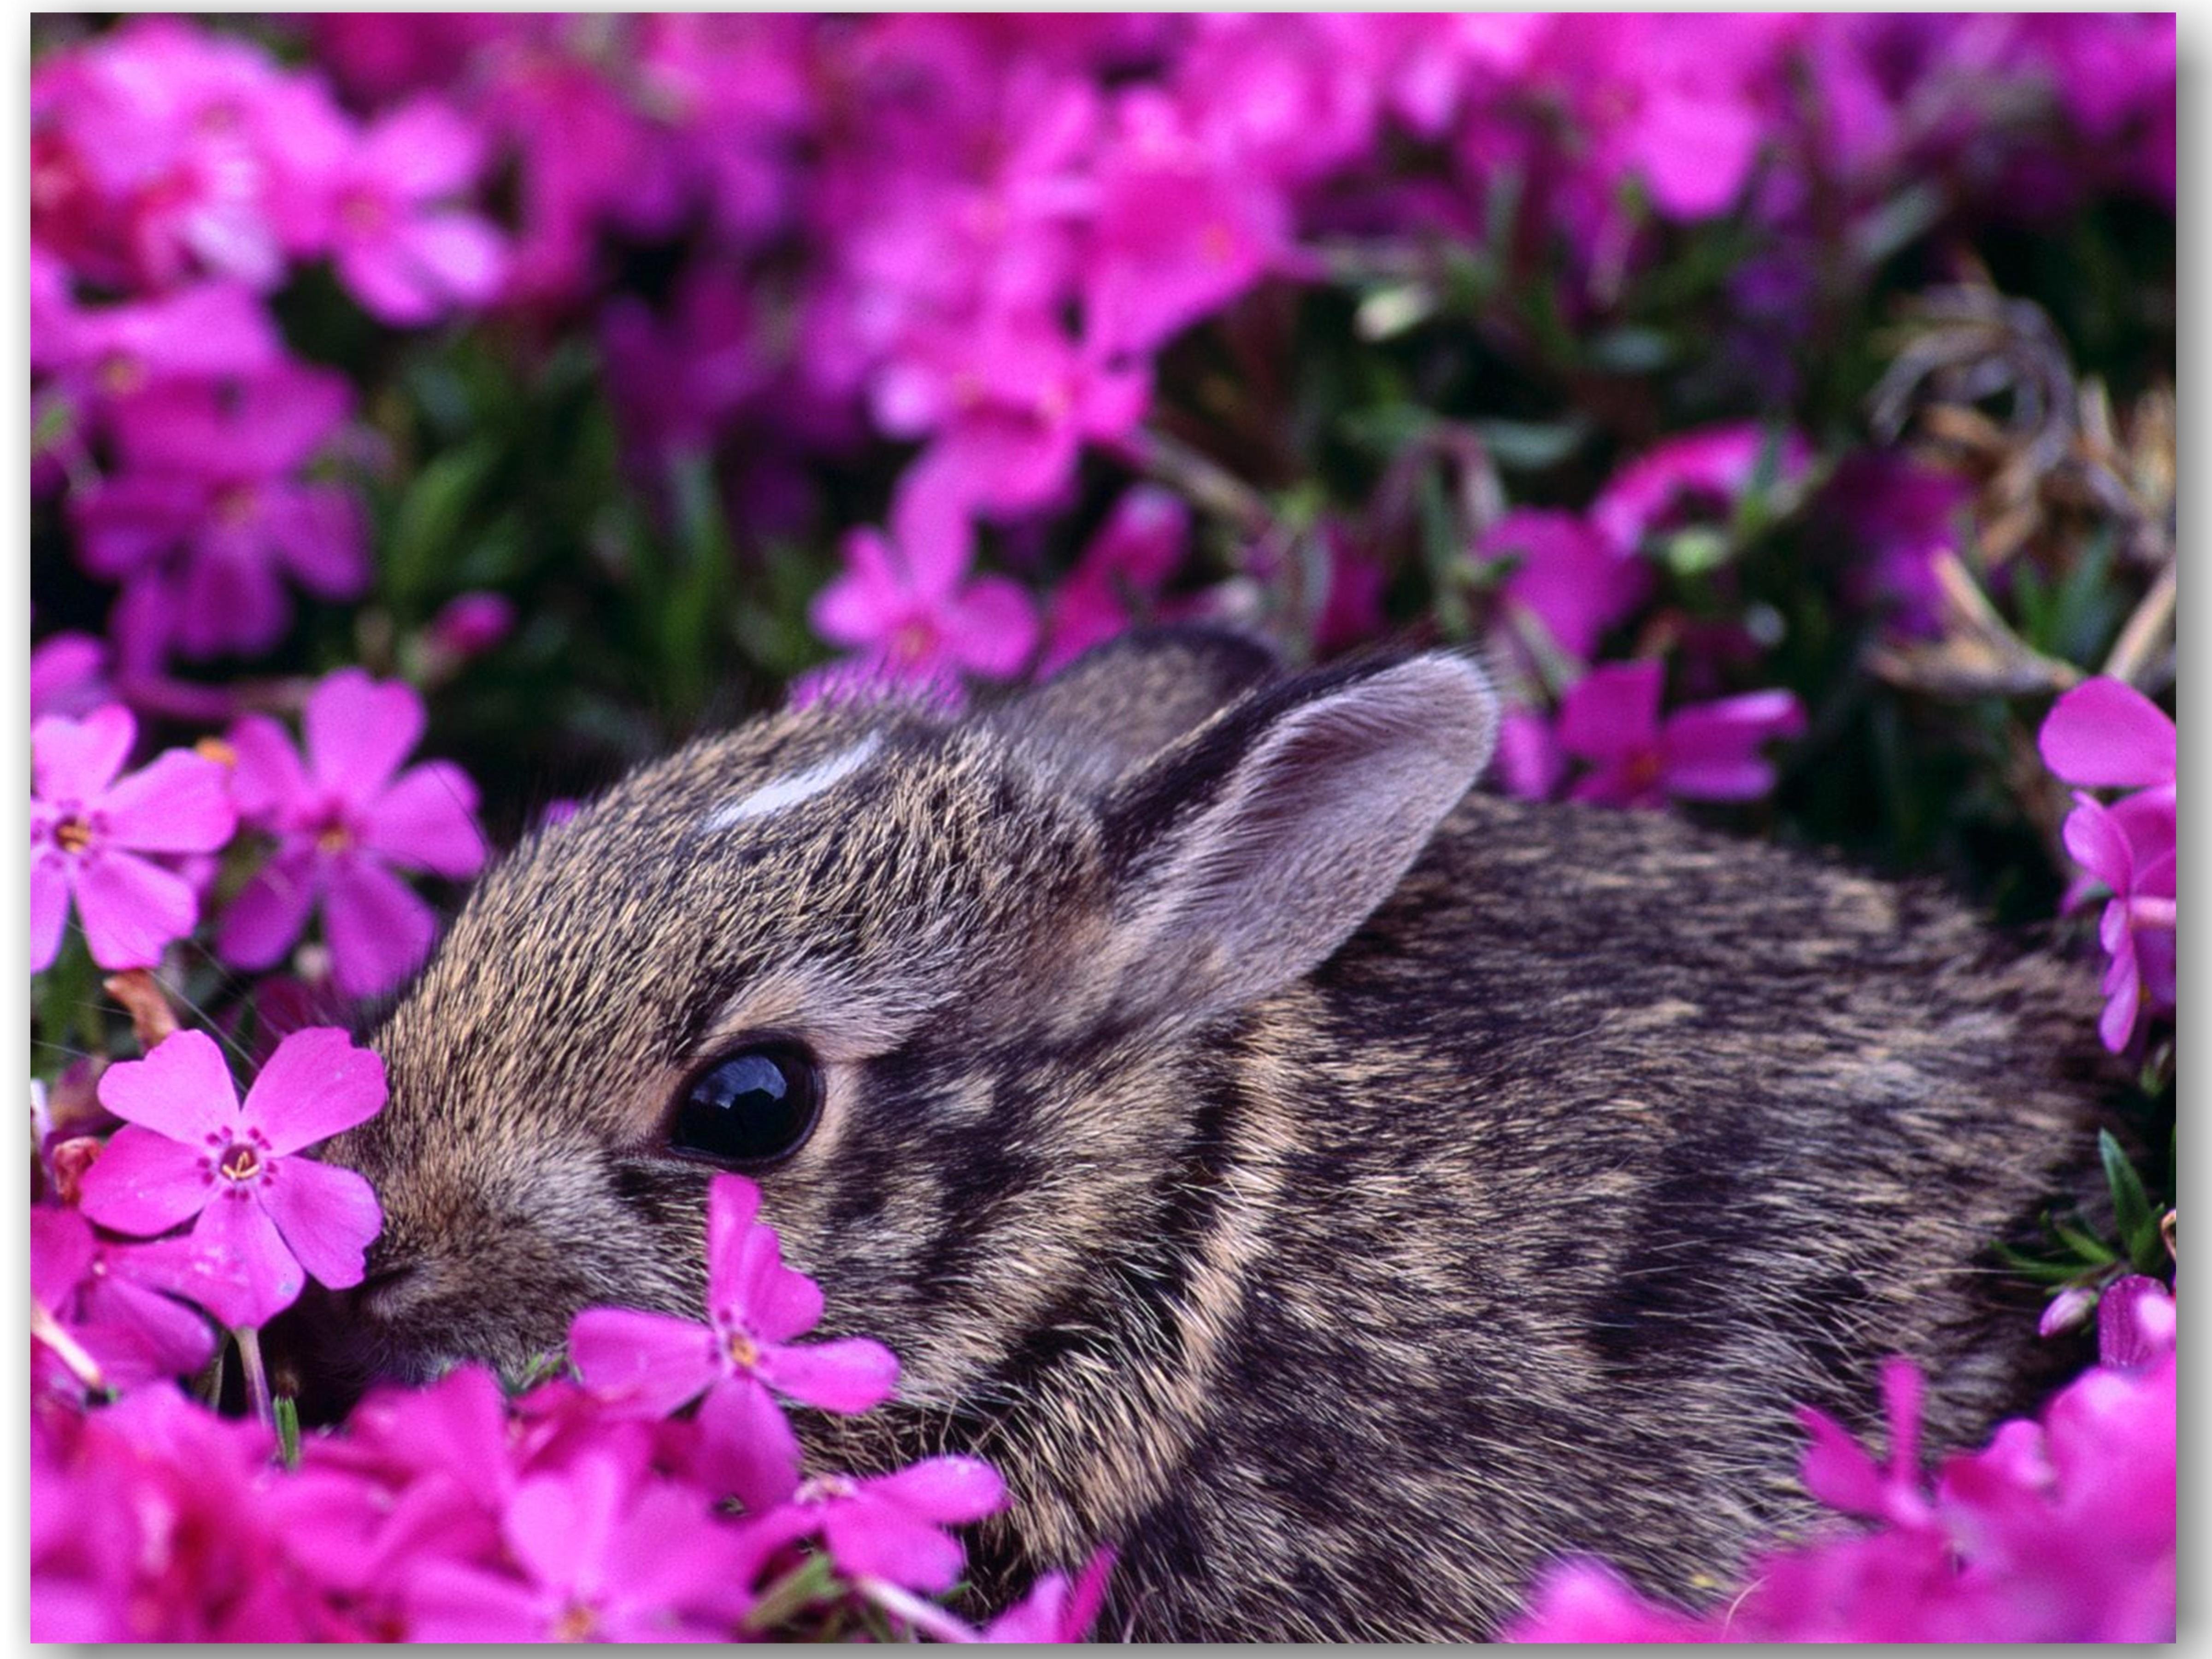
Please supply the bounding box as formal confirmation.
[37,281,282,412]
[1556,661,1805,809]
[69,362,367,664]
[1485,508,1653,662]
[31,704,235,972]
[76,1027,386,1329]
[32,1205,216,1399]
[976,1547,1117,1642]
[1590,424,1813,558]
[2095,1276,2176,1370]
[30,632,111,720]
[570,1174,898,1512]
[405,1453,753,1641]
[218,669,487,1000]
[809,477,1039,686]
[425,590,517,660]
[1039,485,1189,673]
[316,100,508,326]
[2038,678,2177,1050]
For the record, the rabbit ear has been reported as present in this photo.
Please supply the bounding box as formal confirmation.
[1095,651,1498,1029]
[983,626,1281,794]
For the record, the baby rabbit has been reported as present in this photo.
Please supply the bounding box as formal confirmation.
[322,627,2103,1640]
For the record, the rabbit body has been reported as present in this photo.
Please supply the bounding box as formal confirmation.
[325,630,2100,1640]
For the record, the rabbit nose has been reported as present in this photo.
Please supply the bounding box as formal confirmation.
[352,1257,425,1321]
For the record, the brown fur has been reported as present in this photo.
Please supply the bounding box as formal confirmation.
[314,628,2106,1640]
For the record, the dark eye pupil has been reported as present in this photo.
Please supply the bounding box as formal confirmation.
[672,1044,819,1166]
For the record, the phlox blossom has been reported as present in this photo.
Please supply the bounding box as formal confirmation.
[31,703,236,972]
[2037,678,2177,1051]
[1556,660,1806,809]
[1484,507,1652,663]
[219,668,488,1000]
[1039,485,1190,673]
[1589,424,1813,558]
[809,477,1039,688]
[76,1028,385,1329]
[569,1174,899,1511]
[748,1457,1009,1596]
[31,1206,215,1398]
[316,100,509,326]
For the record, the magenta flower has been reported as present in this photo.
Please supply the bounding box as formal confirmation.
[68,362,367,663]
[32,1206,215,1399]
[31,704,236,973]
[29,632,110,720]
[750,1457,1009,1596]
[75,1028,386,1329]
[1038,485,1190,674]
[2038,678,2177,1051]
[976,1547,1117,1643]
[809,476,1039,688]
[569,1174,898,1512]
[1556,661,1806,809]
[218,669,487,1000]
[1589,424,1813,558]
[316,100,508,326]
[1484,508,1652,662]
[405,1454,753,1642]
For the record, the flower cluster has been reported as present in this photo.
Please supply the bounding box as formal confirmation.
[33,1019,1103,1643]
[1505,1280,2177,1641]
[2038,678,2177,1053]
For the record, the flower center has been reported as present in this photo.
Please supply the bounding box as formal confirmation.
[341,190,389,237]
[217,1142,263,1183]
[194,736,238,768]
[315,817,355,855]
[1625,751,1665,793]
[550,1601,599,1642]
[725,1330,761,1371]
[99,353,146,398]
[889,619,937,665]
[53,816,93,855]
[213,483,258,526]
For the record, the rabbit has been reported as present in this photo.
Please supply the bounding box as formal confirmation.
[312,626,2106,1641]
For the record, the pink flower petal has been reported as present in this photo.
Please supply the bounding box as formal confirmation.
[99,750,236,853]
[226,714,313,824]
[190,1189,307,1328]
[262,482,369,598]
[97,1029,241,1144]
[757,1336,898,1414]
[74,849,200,969]
[1556,661,1664,764]
[822,1496,966,1593]
[30,858,69,973]
[871,1454,1009,1525]
[33,706,136,803]
[74,1125,216,1238]
[216,847,321,972]
[568,1308,722,1418]
[2038,678,2176,790]
[405,1560,555,1643]
[258,1156,382,1288]
[2062,795,2135,895]
[31,1207,97,1311]
[78,1269,218,1389]
[401,213,508,307]
[244,1027,389,1153]
[704,1176,764,1305]
[506,1456,627,1596]
[695,1374,802,1512]
[362,98,486,201]
[304,670,426,802]
[359,763,487,878]
[321,855,439,999]
[945,577,1041,679]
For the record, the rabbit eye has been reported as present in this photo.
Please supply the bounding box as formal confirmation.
[670,1042,821,1167]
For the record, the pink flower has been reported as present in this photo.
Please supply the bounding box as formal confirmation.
[75,1028,386,1329]
[809,475,1039,688]
[752,1457,1009,1595]
[1556,661,1806,809]
[569,1174,898,1511]
[1485,508,1653,663]
[31,704,236,972]
[218,669,487,1000]
[405,1453,753,1641]
[37,281,282,415]
[69,362,367,664]
[1589,424,1813,558]
[2038,679,2177,1051]
[425,591,517,660]
[2096,1276,2177,1370]
[316,100,508,326]
[30,631,112,720]
[976,1547,1117,1642]
[32,1206,216,1399]
[873,307,1149,519]
[1083,88,1291,358]
[1038,486,1189,673]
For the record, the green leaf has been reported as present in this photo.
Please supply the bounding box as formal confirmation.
[275,1394,302,1469]
[1474,417,1589,472]
[385,444,500,610]
[2099,1129,2159,1269]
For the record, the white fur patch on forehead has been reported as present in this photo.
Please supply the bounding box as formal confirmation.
[700,732,883,830]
